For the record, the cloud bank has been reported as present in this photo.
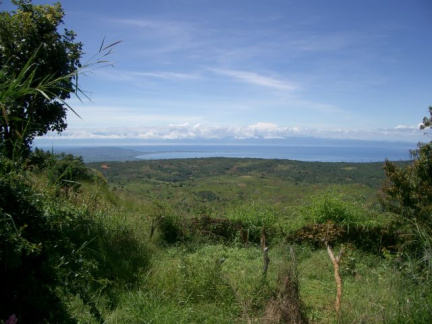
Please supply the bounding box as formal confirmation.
[39,122,428,143]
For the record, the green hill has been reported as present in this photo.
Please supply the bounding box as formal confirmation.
[2,155,430,323]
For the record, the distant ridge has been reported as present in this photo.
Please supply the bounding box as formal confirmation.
[48,147,141,163]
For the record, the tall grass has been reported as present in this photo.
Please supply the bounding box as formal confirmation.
[4,151,430,322]
[62,181,427,323]
[51,169,429,323]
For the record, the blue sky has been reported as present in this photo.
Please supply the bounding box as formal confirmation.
[3,0,432,143]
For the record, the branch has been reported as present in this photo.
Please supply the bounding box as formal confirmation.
[325,241,344,316]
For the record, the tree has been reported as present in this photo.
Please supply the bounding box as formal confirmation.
[379,107,432,259]
[380,142,432,227]
[420,106,432,130]
[0,0,83,158]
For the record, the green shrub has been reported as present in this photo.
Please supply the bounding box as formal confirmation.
[225,202,279,244]
[380,141,432,284]
[0,156,151,322]
[159,215,184,243]
[0,158,88,322]
[29,148,91,188]
[301,193,364,225]
[288,192,396,252]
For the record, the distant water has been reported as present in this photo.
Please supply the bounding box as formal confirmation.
[130,143,414,162]
[35,138,418,163]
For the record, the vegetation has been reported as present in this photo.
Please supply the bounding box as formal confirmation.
[1,2,431,323]
[0,153,151,323]
[0,0,84,158]
[379,110,432,291]
[3,148,431,323]
[0,0,119,159]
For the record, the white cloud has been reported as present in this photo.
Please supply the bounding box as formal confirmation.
[248,122,278,130]
[132,72,200,80]
[39,123,425,143]
[110,18,193,41]
[88,69,200,82]
[395,124,417,130]
[210,69,297,92]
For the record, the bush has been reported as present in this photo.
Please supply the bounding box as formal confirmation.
[0,158,85,322]
[225,202,279,244]
[29,148,91,187]
[301,193,364,225]
[380,142,432,282]
[288,193,396,252]
[0,156,150,322]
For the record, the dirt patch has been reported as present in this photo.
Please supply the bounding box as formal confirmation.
[341,167,356,171]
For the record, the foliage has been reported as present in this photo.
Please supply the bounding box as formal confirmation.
[71,158,432,323]
[420,105,432,130]
[89,157,392,190]
[0,155,151,323]
[379,138,432,275]
[156,202,186,243]
[3,152,430,323]
[0,0,83,157]
[151,200,280,245]
[29,148,91,188]
[1,3,427,322]
[377,108,432,319]
[226,202,279,244]
[380,143,432,227]
[288,192,396,253]
[0,2,140,323]
[0,1,120,159]
[300,193,364,225]
[153,202,240,244]
[0,158,90,322]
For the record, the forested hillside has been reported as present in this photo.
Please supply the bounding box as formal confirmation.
[89,158,394,216]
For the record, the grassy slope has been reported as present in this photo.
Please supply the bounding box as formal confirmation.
[68,158,427,323]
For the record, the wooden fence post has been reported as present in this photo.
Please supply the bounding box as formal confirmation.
[326,241,344,316]
[263,247,270,278]
[261,226,270,278]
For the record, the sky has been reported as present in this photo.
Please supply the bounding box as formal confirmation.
[3,0,432,144]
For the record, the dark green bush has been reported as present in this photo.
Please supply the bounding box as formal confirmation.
[226,203,279,244]
[29,148,91,188]
[158,212,185,243]
[288,193,398,253]
[1,158,81,323]
[380,142,432,282]
[0,156,150,323]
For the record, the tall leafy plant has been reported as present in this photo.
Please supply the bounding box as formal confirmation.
[0,1,120,159]
[0,0,82,157]
[0,41,118,160]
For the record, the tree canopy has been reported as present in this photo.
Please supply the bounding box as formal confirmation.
[0,0,83,158]
[379,107,432,260]
[420,106,432,130]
